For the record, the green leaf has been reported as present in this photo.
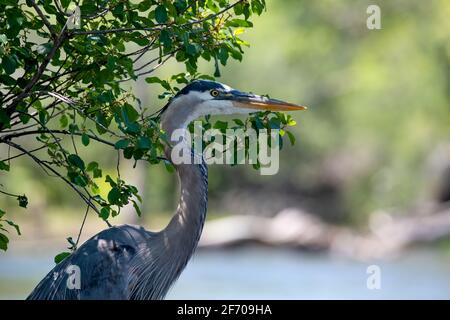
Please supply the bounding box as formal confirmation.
[225,19,253,28]
[17,195,28,208]
[1,55,17,74]
[0,209,5,218]
[0,109,11,128]
[68,154,85,170]
[0,74,15,86]
[218,47,229,65]
[145,76,162,84]
[138,0,152,12]
[234,3,244,15]
[115,139,130,150]
[229,48,243,61]
[99,207,110,220]
[123,147,134,159]
[86,161,98,171]
[121,104,139,123]
[108,187,121,205]
[5,220,20,235]
[59,114,69,128]
[93,168,102,178]
[286,131,296,145]
[132,200,141,217]
[164,160,175,173]
[0,160,10,171]
[251,0,265,15]
[147,76,174,89]
[38,110,48,125]
[60,0,71,9]
[74,175,88,187]
[18,112,30,125]
[243,3,251,19]
[186,43,200,56]
[97,90,114,103]
[90,183,100,194]
[125,122,141,135]
[0,233,9,251]
[69,123,79,134]
[159,29,172,49]
[213,120,228,130]
[155,5,168,23]
[269,117,281,129]
[54,251,71,264]
[137,136,151,150]
[81,133,90,146]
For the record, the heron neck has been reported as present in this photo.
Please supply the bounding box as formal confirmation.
[163,161,207,252]
[159,109,208,270]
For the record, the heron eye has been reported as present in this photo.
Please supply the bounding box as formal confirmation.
[210,90,219,97]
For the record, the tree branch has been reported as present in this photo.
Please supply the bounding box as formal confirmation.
[0,140,60,162]
[71,26,161,36]
[29,0,57,39]
[54,0,111,20]
[0,129,115,147]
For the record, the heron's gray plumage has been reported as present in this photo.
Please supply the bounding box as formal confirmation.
[28,159,207,300]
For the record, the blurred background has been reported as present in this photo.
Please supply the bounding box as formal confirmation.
[1,0,450,299]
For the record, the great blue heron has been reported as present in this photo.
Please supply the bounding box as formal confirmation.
[27,80,305,300]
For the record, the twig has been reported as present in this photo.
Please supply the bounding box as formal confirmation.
[0,129,115,147]
[183,0,245,27]
[30,0,57,39]
[54,0,111,20]
[3,140,109,224]
[118,54,173,83]
[1,140,60,162]
[0,189,20,198]
[71,26,162,36]
[74,205,89,250]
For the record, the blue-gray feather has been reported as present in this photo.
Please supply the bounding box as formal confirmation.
[27,161,207,300]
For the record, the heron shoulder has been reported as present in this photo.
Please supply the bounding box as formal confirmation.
[27,225,155,300]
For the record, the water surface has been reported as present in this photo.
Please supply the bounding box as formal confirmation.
[1,247,449,299]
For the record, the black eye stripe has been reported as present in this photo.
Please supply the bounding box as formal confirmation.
[175,80,226,97]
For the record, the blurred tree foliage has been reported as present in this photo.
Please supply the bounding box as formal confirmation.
[2,0,449,254]
[214,0,450,223]
[0,0,282,252]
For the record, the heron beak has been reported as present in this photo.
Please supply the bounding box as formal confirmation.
[229,90,307,112]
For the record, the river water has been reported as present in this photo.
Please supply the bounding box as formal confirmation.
[1,247,449,299]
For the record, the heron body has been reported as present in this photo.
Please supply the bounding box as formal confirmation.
[27,80,305,300]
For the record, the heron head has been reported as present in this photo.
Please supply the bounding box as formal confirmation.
[165,80,306,117]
